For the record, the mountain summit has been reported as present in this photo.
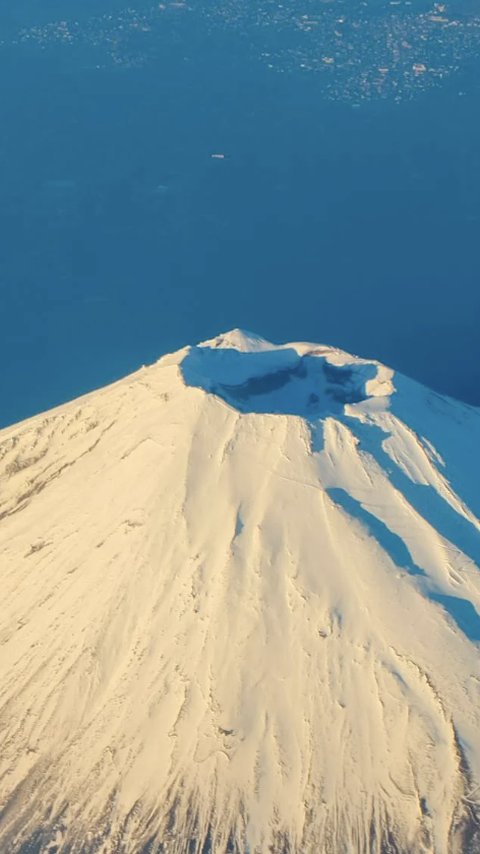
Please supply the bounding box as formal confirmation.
[1,331,479,854]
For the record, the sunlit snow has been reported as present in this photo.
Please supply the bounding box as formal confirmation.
[0,330,479,853]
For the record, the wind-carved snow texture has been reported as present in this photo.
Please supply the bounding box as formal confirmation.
[1,329,480,854]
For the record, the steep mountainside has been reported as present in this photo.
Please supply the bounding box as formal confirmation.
[1,330,479,854]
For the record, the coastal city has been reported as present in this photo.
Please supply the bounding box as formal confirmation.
[5,0,480,102]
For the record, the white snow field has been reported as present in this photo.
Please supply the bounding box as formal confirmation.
[0,329,479,854]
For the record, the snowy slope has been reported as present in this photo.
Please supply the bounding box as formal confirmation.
[0,329,479,854]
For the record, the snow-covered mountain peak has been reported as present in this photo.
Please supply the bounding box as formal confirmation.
[198,328,274,352]
[1,332,479,854]
[181,330,395,417]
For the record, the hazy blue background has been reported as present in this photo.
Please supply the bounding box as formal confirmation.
[1,0,479,427]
